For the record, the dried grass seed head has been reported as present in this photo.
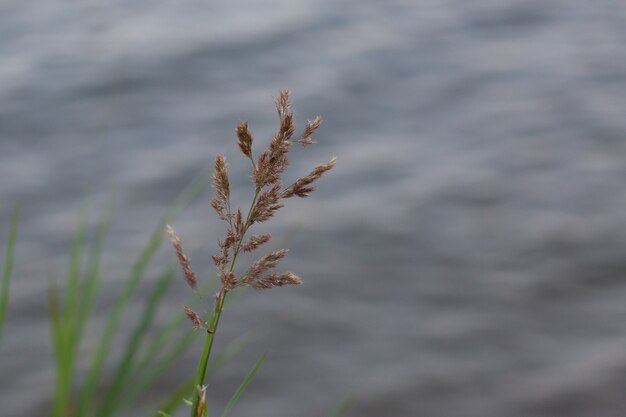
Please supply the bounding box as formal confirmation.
[236,121,253,158]
[298,116,322,146]
[254,91,296,188]
[211,154,230,220]
[184,305,206,330]
[251,182,284,224]
[251,272,302,289]
[166,224,198,290]
[220,270,238,291]
[275,89,291,118]
[241,249,289,285]
[242,233,272,252]
[282,157,337,198]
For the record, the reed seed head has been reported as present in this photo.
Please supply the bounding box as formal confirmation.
[166,225,198,290]
[211,154,230,221]
[220,270,238,291]
[175,89,336,415]
[236,121,254,158]
[282,157,337,198]
[184,305,206,331]
[241,249,289,286]
[275,89,291,118]
[298,116,322,146]
[251,182,284,224]
[242,234,272,252]
[251,272,302,290]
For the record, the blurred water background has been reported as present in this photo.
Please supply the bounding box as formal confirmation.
[2,1,626,416]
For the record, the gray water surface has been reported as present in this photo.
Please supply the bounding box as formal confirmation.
[2,1,626,416]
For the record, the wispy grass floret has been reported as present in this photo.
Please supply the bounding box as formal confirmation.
[167,89,336,416]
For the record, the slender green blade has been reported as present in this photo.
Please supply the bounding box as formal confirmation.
[0,205,18,344]
[77,171,209,416]
[127,333,248,413]
[220,353,267,417]
[57,206,88,416]
[328,396,354,417]
[48,274,69,417]
[133,310,188,375]
[120,328,197,407]
[97,268,174,417]
[156,378,196,416]
[64,204,87,328]
[76,202,113,344]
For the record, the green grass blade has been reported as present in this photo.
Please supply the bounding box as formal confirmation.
[49,208,89,417]
[97,268,174,417]
[328,396,354,417]
[220,353,267,417]
[156,378,196,416]
[126,332,248,412]
[133,310,188,373]
[120,328,197,407]
[56,206,88,416]
[0,205,18,344]
[76,202,113,344]
[48,274,69,417]
[64,203,87,328]
[77,171,209,416]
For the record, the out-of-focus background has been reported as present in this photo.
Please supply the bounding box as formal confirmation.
[2,1,626,416]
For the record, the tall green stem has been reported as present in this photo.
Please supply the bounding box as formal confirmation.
[190,290,226,416]
[189,188,261,417]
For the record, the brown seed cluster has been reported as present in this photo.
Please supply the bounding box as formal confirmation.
[210,154,230,222]
[168,90,335,328]
[166,225,197,290]
[184,305,207,331]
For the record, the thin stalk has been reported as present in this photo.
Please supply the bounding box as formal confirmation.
[189,188,260,417]
[190,291,226,417]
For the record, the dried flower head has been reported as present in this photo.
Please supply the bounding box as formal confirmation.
[240,249,289,286]
[220,270,238,291]
[166,225,197,290]
[184,305,206,331]
[236,121,254,158]
[169,90,336,413]
[210,154,230,221]
[168,89,334,333]
[298,116,322,146]
[282,158,337,198]
[251,183,283,224]
[242,234,272,252]
[251,272,302,290]
[275,89,291,118]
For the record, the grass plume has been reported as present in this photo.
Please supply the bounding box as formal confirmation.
[167,89,336,416]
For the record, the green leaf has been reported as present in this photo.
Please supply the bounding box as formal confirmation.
[48,274,69,417]
[75,202,113,345]
[156,378,196,416]
[220,353,267,417]
[0,204,18,344]
[53,206,88,417]
[77,171,210,416]
[328,396,354,417]
[97,268,174,417]
[120,328,197,407]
